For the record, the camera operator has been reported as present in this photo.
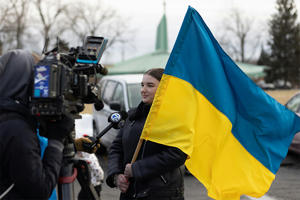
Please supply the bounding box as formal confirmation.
[0,49,99,199]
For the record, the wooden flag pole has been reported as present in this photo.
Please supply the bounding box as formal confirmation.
[131,139,144,163]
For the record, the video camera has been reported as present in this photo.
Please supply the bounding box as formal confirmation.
[30,36,108,119]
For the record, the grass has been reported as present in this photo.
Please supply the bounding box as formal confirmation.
[81,89,299,115]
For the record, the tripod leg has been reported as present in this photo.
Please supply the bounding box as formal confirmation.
[57,142,77,200]
[78,185,101,200]
[75,159,101,200]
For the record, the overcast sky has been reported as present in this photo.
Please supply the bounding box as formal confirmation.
[100,0,300,64]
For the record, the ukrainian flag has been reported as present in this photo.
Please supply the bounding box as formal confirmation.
[140,6,300,200]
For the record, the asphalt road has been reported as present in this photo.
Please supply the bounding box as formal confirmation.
[261,152,300,200]
[97,152,300,200]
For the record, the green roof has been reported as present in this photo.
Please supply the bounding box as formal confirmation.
[235,62,267,79]
[109,50,169,74]
[109,54,267,79]
[109,13,170,75]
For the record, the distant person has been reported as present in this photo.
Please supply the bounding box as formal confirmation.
[0,49,99,199]
[106,68,187,200]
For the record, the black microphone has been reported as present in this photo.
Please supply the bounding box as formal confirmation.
[93,97,104,111]
[86,111,128,151]
[82,86,104,111]
[96,64,108,75]
[100,66,108,75]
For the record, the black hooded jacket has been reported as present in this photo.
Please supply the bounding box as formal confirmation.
[0,50,64,199]
[106,102,187,199]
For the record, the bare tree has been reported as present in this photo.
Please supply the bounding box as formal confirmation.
[33,0,69,51]
[219,8,261,62]
[0,0,131,58]
[12,0,29,49]
[0,2,10,53]
[64,0,131,53]
[0,0,30,50]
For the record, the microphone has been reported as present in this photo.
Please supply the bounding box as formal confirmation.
[96,64,108,75]
[108,112,126,129]
[93,97,104,111]
[85,111,128,151]
[100,66,108,75]
[82,86,104,111]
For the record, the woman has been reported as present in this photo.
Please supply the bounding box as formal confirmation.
[106,68,187,200]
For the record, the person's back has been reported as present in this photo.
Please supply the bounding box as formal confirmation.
[0,50,70,199]
[0,106,56,199]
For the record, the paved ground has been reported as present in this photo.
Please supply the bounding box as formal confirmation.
[261,153,300,200]
[71,151,300,200]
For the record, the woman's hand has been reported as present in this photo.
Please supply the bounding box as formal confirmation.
[115,174,129,193]
[124,163,133,178]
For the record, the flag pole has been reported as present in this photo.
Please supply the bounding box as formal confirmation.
[131,139,144,163]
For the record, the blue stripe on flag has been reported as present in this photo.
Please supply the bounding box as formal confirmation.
[164,6,300,173]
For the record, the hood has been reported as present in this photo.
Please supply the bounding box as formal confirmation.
[0,50,35,105]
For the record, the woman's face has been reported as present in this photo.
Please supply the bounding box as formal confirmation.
[141,74,160,105]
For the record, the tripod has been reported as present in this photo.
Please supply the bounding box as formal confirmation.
[57,111,126,200]
[57,133,101,200]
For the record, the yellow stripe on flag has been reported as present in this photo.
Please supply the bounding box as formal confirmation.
[141,74,275,200]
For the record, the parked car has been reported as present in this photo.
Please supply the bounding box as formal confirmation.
[92,74,143,152]
[256,80,275,90]
[285,92,300,155]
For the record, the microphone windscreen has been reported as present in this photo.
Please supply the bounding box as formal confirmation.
[101,66,108,75]
[94,100,104,111]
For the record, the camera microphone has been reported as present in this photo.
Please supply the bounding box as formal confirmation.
[97,64,108,75]
[94,98,104,111]
[100,66,108,75]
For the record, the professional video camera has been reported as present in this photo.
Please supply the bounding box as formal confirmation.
[30,36,108,119]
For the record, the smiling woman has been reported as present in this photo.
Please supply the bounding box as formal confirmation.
[141,68,164,105]
[105,68,187,200]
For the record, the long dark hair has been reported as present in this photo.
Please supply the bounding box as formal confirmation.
[144,68,164,81]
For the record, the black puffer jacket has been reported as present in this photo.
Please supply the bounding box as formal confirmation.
[106,102,187,199]
[0,50,64,199]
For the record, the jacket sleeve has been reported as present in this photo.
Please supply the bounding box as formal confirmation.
[106,127,125,188]
[131,142,187,180]
[7,119,63,199]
